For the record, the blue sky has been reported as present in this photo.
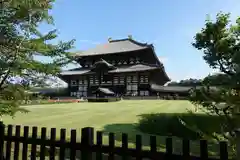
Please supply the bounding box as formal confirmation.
[39,0,240,82]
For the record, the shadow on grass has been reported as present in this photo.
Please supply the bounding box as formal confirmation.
[137,113,225,139]
[34,113,232,159]
[101,113,231,158]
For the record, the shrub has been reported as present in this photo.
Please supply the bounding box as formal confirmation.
[137,113,224,140]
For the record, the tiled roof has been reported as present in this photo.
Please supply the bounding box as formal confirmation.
[59,64,160,76]
[151,84,193,92]
[109,64,158,73]
[91,59,116,71]
[59,68,91,76]
[98,87,115,95]
[74,38,150,57]
[151,84,218,92]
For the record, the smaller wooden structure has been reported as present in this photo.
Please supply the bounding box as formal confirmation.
[88,87,120,102]
[151,84,193,99]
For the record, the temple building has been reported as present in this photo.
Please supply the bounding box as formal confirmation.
[59,36,171,98]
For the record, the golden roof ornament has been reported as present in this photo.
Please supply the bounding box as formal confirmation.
[128,35,133,39]
[108,37,112,42]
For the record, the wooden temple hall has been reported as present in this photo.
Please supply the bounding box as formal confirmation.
[59,36,171,98]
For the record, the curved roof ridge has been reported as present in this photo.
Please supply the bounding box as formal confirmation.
[109,38,150,47]
[74,37,150,57]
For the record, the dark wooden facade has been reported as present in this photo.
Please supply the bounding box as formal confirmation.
[59,37,171,98]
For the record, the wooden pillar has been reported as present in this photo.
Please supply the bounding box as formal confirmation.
[87,75,90,97]
[67,77,71,96]
[98,72,101,87]
[0,121,4,160]
[137,73,140,96]
[236,129,240,160]
[111,74,114,86]
[111,74,115,95]
[81,127,94,160]
[124,74,127,95]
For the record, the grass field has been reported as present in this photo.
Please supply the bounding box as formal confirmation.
[1,100,226,157]
[3,100,194,133]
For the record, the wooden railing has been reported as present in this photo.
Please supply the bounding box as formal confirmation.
[0,122,230,160]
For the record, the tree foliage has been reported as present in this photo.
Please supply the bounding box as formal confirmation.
[168,78,202,86]
[0,0,75,116]
[189,12,240,156]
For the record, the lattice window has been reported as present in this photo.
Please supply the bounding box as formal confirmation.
[132,75,137,82]
[79,86,83,91]
[119,76,124,83]
[83,92,87,97]
[113,76,119,84]
[95,76,99,84]
[101,75,104,84]
[145,91,149,96]
[79,77,88,85]
[78,85,88,97]
[144,76,148,83]
[126,84,138,96]
[140,76,144,83]
[127,75,138,83]
[84,79,88,85]
[71,80,77,86]
[140,90,149,96]
[89,76,94,84]
[127,76,131,83]
[140,75,148,83]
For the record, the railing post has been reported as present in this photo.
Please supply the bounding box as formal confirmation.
[0,121,5,160]
[236,129,240,160]
[81,127,94,160]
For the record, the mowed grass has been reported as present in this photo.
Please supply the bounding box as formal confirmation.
[3,100,194,132]
[2,100,224,157]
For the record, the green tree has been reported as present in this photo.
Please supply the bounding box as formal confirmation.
[188,12,240,156]
[0,0,75,117]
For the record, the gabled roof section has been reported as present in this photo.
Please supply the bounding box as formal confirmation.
[59,67,91,76]
[92,59,116,70]
[96,87,115,95]
[74,38,150,57]
[109,64,158,73]
[58,64,161,76]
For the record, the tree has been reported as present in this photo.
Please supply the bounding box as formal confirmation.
[188,12,240,157]
[0,0,75,116]
[168,78,202,86]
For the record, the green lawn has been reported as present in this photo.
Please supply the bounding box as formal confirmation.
[3,100,194,130]
[1,100,225,157]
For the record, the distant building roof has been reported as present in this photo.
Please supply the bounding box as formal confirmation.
[73,38,150,57]
[151,84,218,93]
[151,84,192,93]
